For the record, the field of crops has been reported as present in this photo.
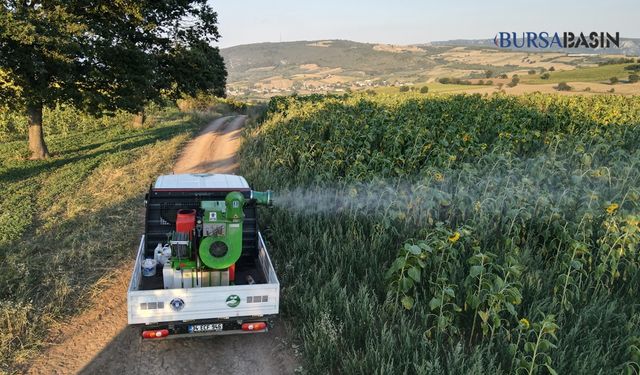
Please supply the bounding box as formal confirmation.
[0,108,213,371]
[239,93,640,374]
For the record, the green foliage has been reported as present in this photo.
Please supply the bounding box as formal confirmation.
[420,86,429,94]
[1,0,226,158]
[629,74,639,83]
[555,82,572,91]
[240,92,640,374]
[610,77,619,84]
[540,73,551,80]
[399,86,410,92]
[176,93,247,113]
[625,64,640,72]
[0,105,133,141]
[507,76,520,87]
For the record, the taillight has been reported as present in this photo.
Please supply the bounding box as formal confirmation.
[142,329,169,339]
[241,322,267,331]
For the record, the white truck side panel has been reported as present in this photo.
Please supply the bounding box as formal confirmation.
[128,234,279,325]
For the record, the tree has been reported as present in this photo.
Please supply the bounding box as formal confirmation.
[0,1,226,159]
[420,86,429,93]
[399,86,410,92]
[528,69,536,75]
[484,70,493,78]
[554,82,572,91]
[629,74,640,83]
[540,73,551,80]
[549,66,556,71]
[610,77,619,84]
[507,76,520,88]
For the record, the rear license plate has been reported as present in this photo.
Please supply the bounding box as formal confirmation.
[188,323,223,333]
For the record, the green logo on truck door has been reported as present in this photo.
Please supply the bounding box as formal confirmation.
[226,294,240,308]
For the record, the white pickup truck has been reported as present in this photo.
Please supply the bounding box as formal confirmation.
[127,174,279,339]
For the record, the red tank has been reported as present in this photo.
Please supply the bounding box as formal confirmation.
[176,209,196,234]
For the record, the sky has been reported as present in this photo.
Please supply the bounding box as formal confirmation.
[210,0,639,49]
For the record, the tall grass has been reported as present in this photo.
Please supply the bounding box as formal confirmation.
[239,93,640,374]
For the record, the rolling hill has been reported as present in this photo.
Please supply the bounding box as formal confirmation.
[220,39,640,99]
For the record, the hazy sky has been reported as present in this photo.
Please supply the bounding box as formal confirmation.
[210,0,639,48]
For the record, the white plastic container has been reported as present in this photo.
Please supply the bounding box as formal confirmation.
[153,243,172,266]
[142,258,157,277]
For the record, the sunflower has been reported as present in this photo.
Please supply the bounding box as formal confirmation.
[448,231,461,244]
[519,318,530,329]
[606,203,619,215]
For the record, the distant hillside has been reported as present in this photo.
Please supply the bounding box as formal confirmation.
[220,39,640,99]
[221,40,450,83]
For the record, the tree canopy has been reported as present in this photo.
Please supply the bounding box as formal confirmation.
[0,0,227,158]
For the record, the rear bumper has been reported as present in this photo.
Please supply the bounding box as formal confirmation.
[137,316,275,339]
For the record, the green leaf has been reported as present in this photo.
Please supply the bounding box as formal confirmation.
[408,244,422,255]
[506,302,517,316]
[407,267,421,282]
[478,310,489,323]
[469,265,484,278]
[466,294,480,309]
[429,297,442,311]
[400,277,414,293]
[443,287,455,298]
[401,296,415,310]
[524,342,535,353]
[544,364,558,375]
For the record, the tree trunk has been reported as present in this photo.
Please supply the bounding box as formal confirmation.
[27,103,49,160]
[132,110,146,128]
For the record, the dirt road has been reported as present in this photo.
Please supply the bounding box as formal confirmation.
[27,115,299,375]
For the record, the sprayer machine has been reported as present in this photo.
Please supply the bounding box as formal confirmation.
[127,174,279,339]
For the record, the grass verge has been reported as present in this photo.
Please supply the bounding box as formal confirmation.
[0,108,216,373]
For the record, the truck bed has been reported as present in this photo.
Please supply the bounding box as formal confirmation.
[127,233,279,325]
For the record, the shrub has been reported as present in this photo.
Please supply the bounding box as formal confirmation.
[506,76,520,88]
[528,69,536,75]
[499,73,508,79]
[485,80,493,85]
[610,77,619,84]
[549,66,556,71]
[438,77,451,84]
[628,74,639,83]
[540,72,550,80]
[420,86,429,94]
[484,70,493,78]
[399,86,410,92]
[624,64,640,72]
[555,82,572,91]
[584,87,591,92]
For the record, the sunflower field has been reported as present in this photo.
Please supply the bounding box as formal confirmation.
[239,93,640,374]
